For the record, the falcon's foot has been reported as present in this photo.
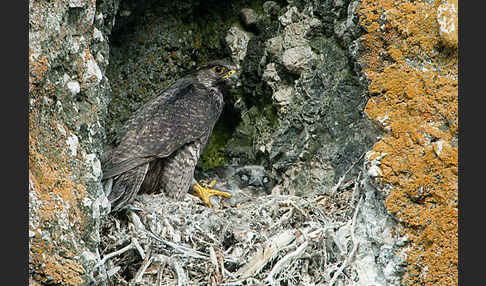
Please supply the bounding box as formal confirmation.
[191,180,232,208]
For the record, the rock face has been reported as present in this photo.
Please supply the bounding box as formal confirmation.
[358,0,458,285]
[29,0,117,284]
[29,0,457,285]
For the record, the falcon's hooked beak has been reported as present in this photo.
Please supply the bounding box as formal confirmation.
[222,69,238,80]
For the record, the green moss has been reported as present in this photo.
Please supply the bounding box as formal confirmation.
[199,123,232,170]
[199,101,241,170]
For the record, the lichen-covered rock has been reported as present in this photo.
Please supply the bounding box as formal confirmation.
[437,0,458,48]
[233,1,381,197]
[225,25,252,69]
[29,0,118,284]
[358,0,458,285]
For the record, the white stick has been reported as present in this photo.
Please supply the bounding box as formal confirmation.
[170,257,187,286]
[264,241,309,285]
[132,237,145,260]
[153,254,169,286]
[133,253,154,283]
[147,231,208,259]
[328,194,363,286]
[94,240,135,270]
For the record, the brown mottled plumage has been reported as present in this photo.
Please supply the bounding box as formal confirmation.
[102,60,238,212]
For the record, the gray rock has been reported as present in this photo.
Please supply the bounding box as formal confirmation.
[279,6,299,27]
[263,1,280,17]
[281,21,313,49]
[225,25,251,68]
[282,45,316,74]
[240,8,259,29]
[265,35,283,56]
[69,0,86,8]
[352,153,408,286]
[66,80,81,95]
[272,85,293,106]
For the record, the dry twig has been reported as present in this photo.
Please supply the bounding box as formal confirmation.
[94,238,140,270]
[264,241,309,285]
[147,230,209,260]
[328,194,363,286]
[153,255,169,286]
[133,249,154,283]
[236,230,296,278]
[170,257,188,286]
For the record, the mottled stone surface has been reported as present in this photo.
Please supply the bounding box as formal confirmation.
[437,0,458,48]
[231,1,381,198]
[29,0,117,284]
[358,0,458,285]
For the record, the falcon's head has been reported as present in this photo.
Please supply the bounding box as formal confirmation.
[195,59,239,90]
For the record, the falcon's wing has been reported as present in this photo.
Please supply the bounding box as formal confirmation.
[102,77,220,180]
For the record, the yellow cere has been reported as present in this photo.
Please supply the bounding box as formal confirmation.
[222,69,236,79]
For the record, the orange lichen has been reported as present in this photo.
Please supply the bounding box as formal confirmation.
[358,0,457,285]
[29,51,49,91]
[29,109,88,286]
[29,0,102,283]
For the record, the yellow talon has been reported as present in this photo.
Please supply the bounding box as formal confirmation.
[191,181,232,208]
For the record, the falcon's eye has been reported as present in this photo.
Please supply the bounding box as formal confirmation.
[213,66,226,74]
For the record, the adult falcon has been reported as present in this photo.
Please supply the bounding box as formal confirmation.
[102,60,238,212]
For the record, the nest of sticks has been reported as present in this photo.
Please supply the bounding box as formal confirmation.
[96,170,364,286]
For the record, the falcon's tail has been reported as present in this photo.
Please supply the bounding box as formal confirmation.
[106,163,149,213]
